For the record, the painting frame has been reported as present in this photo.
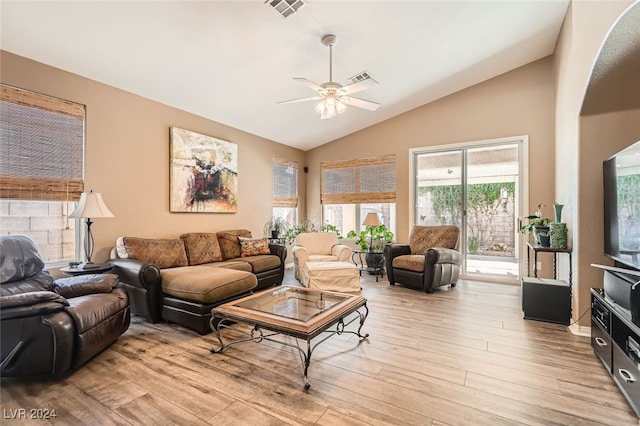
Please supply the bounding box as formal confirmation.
[169,127,238,213]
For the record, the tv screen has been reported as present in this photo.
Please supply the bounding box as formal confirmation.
[603,140,640,270]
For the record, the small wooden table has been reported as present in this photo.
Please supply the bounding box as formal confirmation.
[526,242,572,284]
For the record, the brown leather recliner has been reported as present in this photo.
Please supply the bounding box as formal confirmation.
[384,225,462,293]
[0,236,130,377]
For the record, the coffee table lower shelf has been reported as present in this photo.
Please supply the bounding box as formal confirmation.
[209,296,369,389]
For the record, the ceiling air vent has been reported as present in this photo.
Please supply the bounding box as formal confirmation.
[265,0,307,19]
[348,71,378,85]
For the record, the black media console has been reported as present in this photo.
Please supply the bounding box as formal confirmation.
[591,287,640,417]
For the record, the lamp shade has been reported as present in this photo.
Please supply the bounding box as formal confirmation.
[362,212,381,227]
[69,191,114,219]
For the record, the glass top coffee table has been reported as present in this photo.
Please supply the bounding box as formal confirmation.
[210,286,369,388]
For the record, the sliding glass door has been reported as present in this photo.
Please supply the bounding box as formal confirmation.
[413,139,523,282]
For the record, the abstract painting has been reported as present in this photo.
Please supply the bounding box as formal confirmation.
[170,127,238,213]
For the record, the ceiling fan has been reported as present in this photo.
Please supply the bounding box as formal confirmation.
[278,34,380,119]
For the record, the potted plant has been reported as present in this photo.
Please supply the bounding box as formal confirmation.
[347,224,394,272]
[537,231,551,247]
[520,203,551,245]
[263,217,288,239]
[282,218,342,244]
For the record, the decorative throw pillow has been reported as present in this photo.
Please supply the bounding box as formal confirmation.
[217,229,252,260]
[238,237,271,257]
[121,237,188,269]
[180,233,223,265]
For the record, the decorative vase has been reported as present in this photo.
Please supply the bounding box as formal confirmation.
[549,222,568,249]
[553,204,564,223]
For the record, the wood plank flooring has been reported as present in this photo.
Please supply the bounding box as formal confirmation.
[2,269,638,425]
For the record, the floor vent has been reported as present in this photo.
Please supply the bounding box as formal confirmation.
[265,0,307,19]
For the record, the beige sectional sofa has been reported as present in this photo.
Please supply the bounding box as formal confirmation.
[108,229,286,334]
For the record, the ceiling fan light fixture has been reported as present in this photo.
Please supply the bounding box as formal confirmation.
[315,95,346,119]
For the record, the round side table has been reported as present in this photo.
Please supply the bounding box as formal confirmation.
[59,262,113,276]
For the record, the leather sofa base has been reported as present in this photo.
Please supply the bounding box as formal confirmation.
[162,291,253,335]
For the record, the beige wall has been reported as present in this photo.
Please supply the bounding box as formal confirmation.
[306,57,555,249]
[553,0,637,327]
[0,50,306,262]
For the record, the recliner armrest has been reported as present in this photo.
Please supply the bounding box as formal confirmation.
[425,247,463,266]
[384,244,411,260]
[0,291,69,320]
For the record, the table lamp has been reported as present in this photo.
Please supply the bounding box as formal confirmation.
[362,212,382,252]
[69,190,114,269]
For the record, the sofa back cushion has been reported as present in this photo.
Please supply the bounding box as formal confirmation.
[409,226,459,255]
[118,237,188,269]
[216,229,252,260]
[295,232,338,255]
[180,233,223,265]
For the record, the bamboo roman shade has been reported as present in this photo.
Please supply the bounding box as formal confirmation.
[273,157,298,207]
[0,84,85,201]
[321,154,396,204]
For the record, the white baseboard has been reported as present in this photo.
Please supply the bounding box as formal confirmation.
[569,323,590,337]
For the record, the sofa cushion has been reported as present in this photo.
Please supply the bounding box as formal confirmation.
[119,237,188,269]
[409,226,459,255]
[160,265,257,304]
[238,237,270,257]
[180,233,223,265]
[216,229,252,260]
[235,254,281,274]
[392,255,425,272]
[202,261,252,272]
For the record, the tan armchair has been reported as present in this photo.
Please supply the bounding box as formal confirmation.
[292,232,352,281]
[384,226,462,293]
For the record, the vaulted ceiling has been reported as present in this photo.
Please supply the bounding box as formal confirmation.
[1,1,570,150]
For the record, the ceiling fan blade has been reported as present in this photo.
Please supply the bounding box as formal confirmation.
[293,78,324,93]
[341,78,378,95]
[278,96,323,104]
[341,96,381,111]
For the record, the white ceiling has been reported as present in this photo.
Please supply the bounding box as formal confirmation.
[0,0,570,151]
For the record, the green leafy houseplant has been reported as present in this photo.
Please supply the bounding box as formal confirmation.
[263,217,288,238]
[520,203,551,244]
[283,218,342,244]
[347,224,394,251]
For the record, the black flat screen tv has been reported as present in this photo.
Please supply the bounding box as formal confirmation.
[603,140,640,271]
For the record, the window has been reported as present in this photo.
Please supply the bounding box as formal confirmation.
[321,155,396,235]
[323,203,396,236]
[272,157,298,227]
[0,84,85,263]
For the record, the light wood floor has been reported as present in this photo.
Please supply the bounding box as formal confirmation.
[2,269,638,425]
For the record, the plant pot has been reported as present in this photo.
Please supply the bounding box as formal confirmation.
[365,252,384,274]
[532,226,550,244]
[538,234,551,247]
